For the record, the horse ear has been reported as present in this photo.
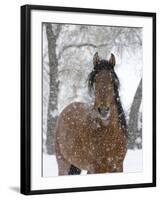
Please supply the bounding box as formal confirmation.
[93,52,100,66]
[108,53,116,67]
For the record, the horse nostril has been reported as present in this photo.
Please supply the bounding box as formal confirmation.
[98,107,110,118]
[106,107,109,112]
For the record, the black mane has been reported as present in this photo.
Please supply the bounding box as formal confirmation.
[88,61,128,136]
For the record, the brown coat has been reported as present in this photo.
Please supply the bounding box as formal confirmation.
[55,53,128,175]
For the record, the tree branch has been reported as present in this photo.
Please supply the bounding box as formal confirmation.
[57,42,112,60]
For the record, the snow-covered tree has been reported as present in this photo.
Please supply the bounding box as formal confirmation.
[45,23,61,154]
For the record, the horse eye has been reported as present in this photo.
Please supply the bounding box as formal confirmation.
[98,107,101,113]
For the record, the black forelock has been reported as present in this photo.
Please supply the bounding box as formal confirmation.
[94,60,113,71]
[88,61,118,94]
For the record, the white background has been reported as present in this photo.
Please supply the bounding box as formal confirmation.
[31,10,152,189]
[0,0,159,199]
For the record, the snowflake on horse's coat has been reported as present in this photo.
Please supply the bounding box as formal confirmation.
[55,52,128,175]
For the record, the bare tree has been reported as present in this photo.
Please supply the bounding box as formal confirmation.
[45,23,61,154]
[128,79,142,149]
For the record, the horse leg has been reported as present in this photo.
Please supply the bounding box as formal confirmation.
[56,155,71,175]
[110,162,123,173]
[90,161,124,174]
[55,140,71,175]
[115,163,123,172]
[55,141,81,175]
[57,155,81,175]
[68,165,81,175]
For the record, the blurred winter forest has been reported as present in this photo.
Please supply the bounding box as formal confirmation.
[43,23,142,155]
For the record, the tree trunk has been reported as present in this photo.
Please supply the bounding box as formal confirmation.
[128,78,142,149]
[45,24,60,154]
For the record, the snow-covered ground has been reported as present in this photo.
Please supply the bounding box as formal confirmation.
[43,150,142,177]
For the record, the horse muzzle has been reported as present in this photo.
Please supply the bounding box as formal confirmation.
[98,107,111,126]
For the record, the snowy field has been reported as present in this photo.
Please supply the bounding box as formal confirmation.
[43,150,143,177]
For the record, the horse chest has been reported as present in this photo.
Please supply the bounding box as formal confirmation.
[65,114,124,154]
[57,103,127,172]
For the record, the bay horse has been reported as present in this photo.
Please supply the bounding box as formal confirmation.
[55,52,128,175]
